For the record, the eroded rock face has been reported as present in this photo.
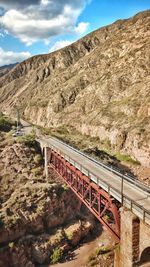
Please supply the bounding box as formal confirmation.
[0,133,95,267]
[0,11,150,166]
[0,63,17,78]
[0,218,94,267]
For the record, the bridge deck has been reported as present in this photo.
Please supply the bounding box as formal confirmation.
[40,137,150,224]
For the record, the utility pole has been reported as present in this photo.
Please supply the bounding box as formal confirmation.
[16,108,20,132]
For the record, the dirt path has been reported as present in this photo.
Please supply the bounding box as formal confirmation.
[38,226,115,267]
[52,227,115,267]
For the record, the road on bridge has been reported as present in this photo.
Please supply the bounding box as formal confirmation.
[40,137,150,224]
[21,120,150,225]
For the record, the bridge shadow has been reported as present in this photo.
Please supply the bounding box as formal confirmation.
[83,147,137,178]
[138,247,150,266]
[59,217,103,264]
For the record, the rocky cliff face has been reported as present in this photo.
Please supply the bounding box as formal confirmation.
[0,10,150,166]
[0,131,95,267]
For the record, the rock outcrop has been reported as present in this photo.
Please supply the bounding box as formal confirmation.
[0,132,95,267]
[0,10,150,166]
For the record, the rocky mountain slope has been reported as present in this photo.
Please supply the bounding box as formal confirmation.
[0,63,18,78]
[0,10,150,166]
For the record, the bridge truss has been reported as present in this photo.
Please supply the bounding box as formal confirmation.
[49,149,120,241]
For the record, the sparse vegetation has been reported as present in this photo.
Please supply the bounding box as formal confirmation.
[0,10,150,266]
[39,124,141,171]
[87,246,113,267]
[114,152,141,165]
[56,184,68,198]
[8,242,14,249]
[87,248,101,266]
[1,130,94,266]
[66,231,73,241]
[34,154,42,165]
[100,138,111,150]
[0,112,13,132]
[31,167,42,176]
[50,247,63,264]
[17,133,36,147]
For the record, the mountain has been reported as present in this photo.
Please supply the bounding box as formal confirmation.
[0,63,18,78]
[0,10,149,166]
[0,63,18,70]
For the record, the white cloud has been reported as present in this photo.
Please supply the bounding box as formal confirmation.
[49,40,73,52]
[0,0,90,44]
[41,0,49,6]
[75,22,89,34]
[0,47,31,67]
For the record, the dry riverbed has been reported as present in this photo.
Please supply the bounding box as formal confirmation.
[41,226,115,267]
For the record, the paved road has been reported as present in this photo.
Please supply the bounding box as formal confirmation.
[20,119,34,134]
[21,121,150,224]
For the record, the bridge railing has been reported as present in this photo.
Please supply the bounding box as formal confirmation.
[40,138,150,225]
[51,137,150,195]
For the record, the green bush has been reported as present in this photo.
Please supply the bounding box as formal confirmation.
[56,125,69,135]
[0,113,13,132]
[50,247,63,264]
[66,231,73,241]
[31,167,41,176]
[114,152,141,165]
[17,134,36,147]
[34,154,42,165]
[87,246,112,266]
[8,242,14,249]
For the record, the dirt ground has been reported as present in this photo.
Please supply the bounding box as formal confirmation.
[50,226,115,267]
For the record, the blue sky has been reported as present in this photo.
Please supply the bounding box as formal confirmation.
[0,0,149,66]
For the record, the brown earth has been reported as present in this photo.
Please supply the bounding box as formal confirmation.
[0,63,18,78]
[0,132,98,267]
[0,10,150,167]
[52,226,115,267]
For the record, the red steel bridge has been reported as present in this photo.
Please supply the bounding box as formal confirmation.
[40,137,150,242]
[50,149,120,240]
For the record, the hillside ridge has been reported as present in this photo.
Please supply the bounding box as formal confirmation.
[0,10,150,166]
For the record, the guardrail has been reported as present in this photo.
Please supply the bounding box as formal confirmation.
[38,137,150,225]
[51,137,150,195]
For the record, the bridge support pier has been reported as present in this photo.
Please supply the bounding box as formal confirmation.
[44,147,49,178]
[115,207,140,267]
